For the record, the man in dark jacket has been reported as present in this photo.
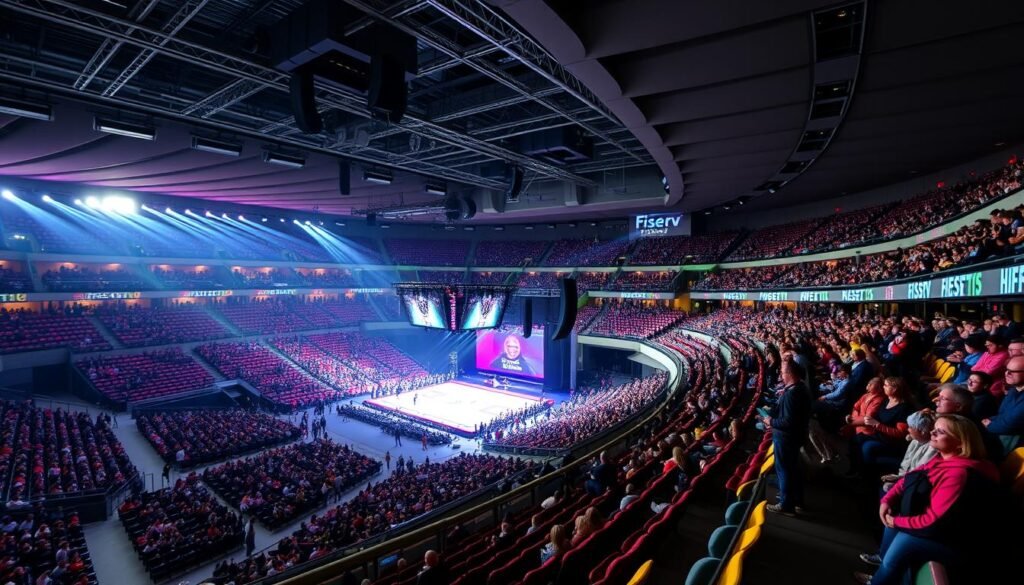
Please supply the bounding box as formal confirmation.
[417,550,448,585]
[765,358,813,516]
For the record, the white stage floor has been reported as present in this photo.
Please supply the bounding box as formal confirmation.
[365,380,545,434]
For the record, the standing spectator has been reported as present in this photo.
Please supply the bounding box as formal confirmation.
[385,451,391,471]
[245,519,256,557]
[765,359,813,516]
[161,463,171,487]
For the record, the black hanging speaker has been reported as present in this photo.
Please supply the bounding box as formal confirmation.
[368,54,407,123]
[338,161,351,196]
[522,298,533,338]
[290,69,322,134]
[505,165,524,202]
[551,277,577,340]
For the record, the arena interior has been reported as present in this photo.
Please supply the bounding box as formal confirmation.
[0,2,1021,585]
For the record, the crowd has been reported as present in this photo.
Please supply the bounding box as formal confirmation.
[77,348,214,403]
[136,410,301,468]
[118,473,244,581]
[202,439,380,529]
[573,272,609,292]
[627,232,740,265]
[149,267,226,290]
[340,404,452,445]
[584,303,685,339]
[681,305,1021,585]
[476,400,553,439]
[609,271,677,291]
[416,271,465,285]
[95,304,229,347]
[471,271,513,285]
[485,373,668,450]
[196,342,341,408]
[213,298,378,335]
[295,269,359,288]
[270,336,375,397]
[516,272,565,289]
[475,240,550,266]
[0,266,31,293]
[0,402,135,503]
[0,306,110,354]
[695,204,1024,290]
[208,453,529,584]
[42,266,148,292]
[0,509,94,585]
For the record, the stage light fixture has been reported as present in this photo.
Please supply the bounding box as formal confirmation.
[165,207,172,213]
[363,170,393,185]
[0,97,53,121]
[221,213,229,219]
[304,220,312,225]
[280,218,286,223]
[238,215,245,221]
[261,217,268,223]
[74,199,83,206]
[425,183,446,196]
[185,209,192,215]
[293,219,300,225]
[318,221,323,226]
[41,195,53,203]
[100,195,136,214]
[93,117,156,140]
[262,151,305,169]
[85,196,100,208]
[191,136,243,157]
[2,190,15,201]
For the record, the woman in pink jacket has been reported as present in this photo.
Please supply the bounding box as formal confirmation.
[854,414,999,585]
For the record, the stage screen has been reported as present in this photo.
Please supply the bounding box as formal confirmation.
[400,289,448,329]
[476,326,544,380]
[460,291,509,330]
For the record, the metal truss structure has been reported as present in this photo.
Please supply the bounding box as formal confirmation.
[0,0,654,192]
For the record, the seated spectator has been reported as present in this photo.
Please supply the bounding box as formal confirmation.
[855,414,1001,585]
[539,524,570,563]
[879,410,938,493]
[982,355,1024,457]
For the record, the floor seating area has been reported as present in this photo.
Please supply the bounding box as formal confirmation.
[0,509,97,585]
[135,409,301,468]
[118,473,244,582]
[202,439,380,530]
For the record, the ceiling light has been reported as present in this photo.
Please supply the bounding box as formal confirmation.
[524,225,533,230]
[94,117,156,140]
[463,226,475,231]
[191,136,243,157]
[221,213,228,219]
[0,97,53,121]
[425,183,447,196]
[85,196,100,208]
[205,211,213,218]
[41,195,53,203]
[2,190,15,201]
[335,221,345,227]
[75,199,83,206]
[238,215,245,221]
[493,226,504,231]
[185,209,192,215]
[165,207,172,213]
[262,151,305,169]
[363,170,393,185]
[293,219,300,225]
[380,224,391,228]
[261,217,268,222]
[304,220,312,225]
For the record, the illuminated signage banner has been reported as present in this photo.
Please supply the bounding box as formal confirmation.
[0,293,28,303]
[589,291,677,300]
[691,267,1016,303]
[180,290,234,298]
[71,291,142,301]
[255,289,297,296]
[630,212,691,240]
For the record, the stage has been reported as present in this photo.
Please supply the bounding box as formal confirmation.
[365,380,549,436]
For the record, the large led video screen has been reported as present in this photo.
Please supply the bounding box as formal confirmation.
[460,291,509,330]
[400,289,448,329]
[476,326,544,380]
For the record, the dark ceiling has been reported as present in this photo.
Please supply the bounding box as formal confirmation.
[501,0,1024,212]
[0,0,1022,219]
